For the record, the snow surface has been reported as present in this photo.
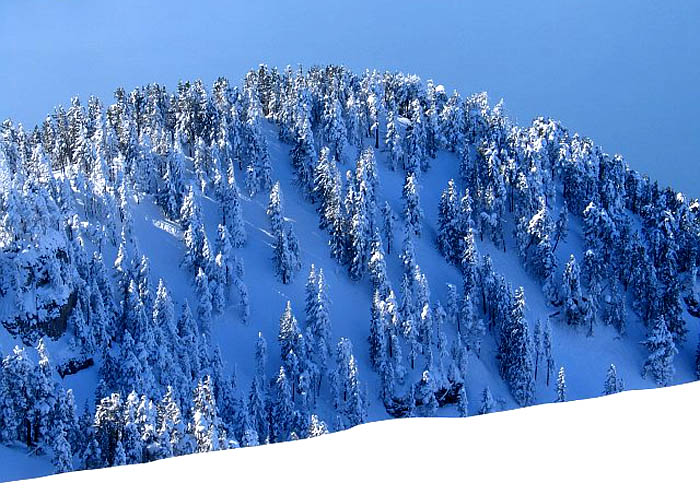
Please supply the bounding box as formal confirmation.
[1,1,699,195]
[6,381,698,492]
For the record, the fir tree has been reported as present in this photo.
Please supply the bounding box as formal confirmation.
[331,338,366,429]
[457,385,468,417]
[555,367,567,402]
[381,201,396,255]
[270,366,295,443]
[190,376,227,452]
[402,173,423,237]
[603,364,624,395]
[641,316,677,387]
[195,268,213,334]
[479,386,495,415]
[437,179,460,262]
[414,369,438,417]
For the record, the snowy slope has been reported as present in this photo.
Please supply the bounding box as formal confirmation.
[1,66,698,483]
[119,120,696,420]
[7,381,698,492]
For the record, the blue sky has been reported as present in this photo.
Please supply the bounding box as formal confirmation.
[1,1,698,195]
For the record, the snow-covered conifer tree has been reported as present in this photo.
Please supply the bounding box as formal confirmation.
[402,173,423,237]
[555,367,567,402]
[603,364,624,395]
[479,386,495,415]
[641,316,677,387]
[195,268,213,334]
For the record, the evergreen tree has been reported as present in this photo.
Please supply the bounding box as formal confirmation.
[310,269,333,389]
[553,201,569,251]
[561,255,588,326]
[290,115,316,197]
[331,338,366,429]
[603,364,624,395]
[220,167,246,247]
[437,179,460,262]
[190,376,227,452]
[404,99,426,174]
[381,201,396,255]
[195,268,213,334]
[479,386,495,415]
[270,366,295,443]
[456,385,468,417]
[499,287,535,406]
[543,320,555,387]
[385,109,403,171]
[307,414,329,438]
[641,316,677,387]
[555,367,567,402]
[267,181,285,235]
[414,369,438,417]
[402,173,423,237]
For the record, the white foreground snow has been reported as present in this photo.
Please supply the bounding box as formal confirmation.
[5,381,698,492]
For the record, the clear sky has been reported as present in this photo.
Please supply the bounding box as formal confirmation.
[1,1,698,195]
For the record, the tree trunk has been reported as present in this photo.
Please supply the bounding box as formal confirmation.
[25,419,32,448]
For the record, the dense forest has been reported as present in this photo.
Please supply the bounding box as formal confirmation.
[0,65,698,475]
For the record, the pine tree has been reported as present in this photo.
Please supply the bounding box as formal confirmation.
[404,99,426,174]
[310,269,332,388]
[307,414,329,438]
[414,369,438,417]
[278,301,306,398]
[381,201,396,255]
[603,364,624,395]
[457,385,468,417]
[122,392,144,465]
[368,290,388,371]
[195,268,213,334]
[290,115,316,197]
[270,366,295,443]
[533,319,543,381]
[555,367,567,402]
[368,230,391,299]
[500,287,535,406]
[331,338,366,429]
[49,425,73,473]
[561,255,587,326]
[157,386,187,457]
[385,109,403,171]
[177,300,200,381]
[190,376,227,452]
[553,201,569,251]
[445,283,459,325]
[113,440,127,466]
[604,280,627,337]
[322,90,348,163]
[479,386,495,415]
[437,179,460,262]
[267,181,285,235]
[641,316,677,387]
[402,173,423,237]
[543,319,555,387]
[220,168,246,247]
[238,402,260,447]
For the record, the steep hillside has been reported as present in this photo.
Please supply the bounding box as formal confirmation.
[0,65,697,481]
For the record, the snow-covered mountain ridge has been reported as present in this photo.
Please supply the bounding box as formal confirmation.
[0,65,697,481]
